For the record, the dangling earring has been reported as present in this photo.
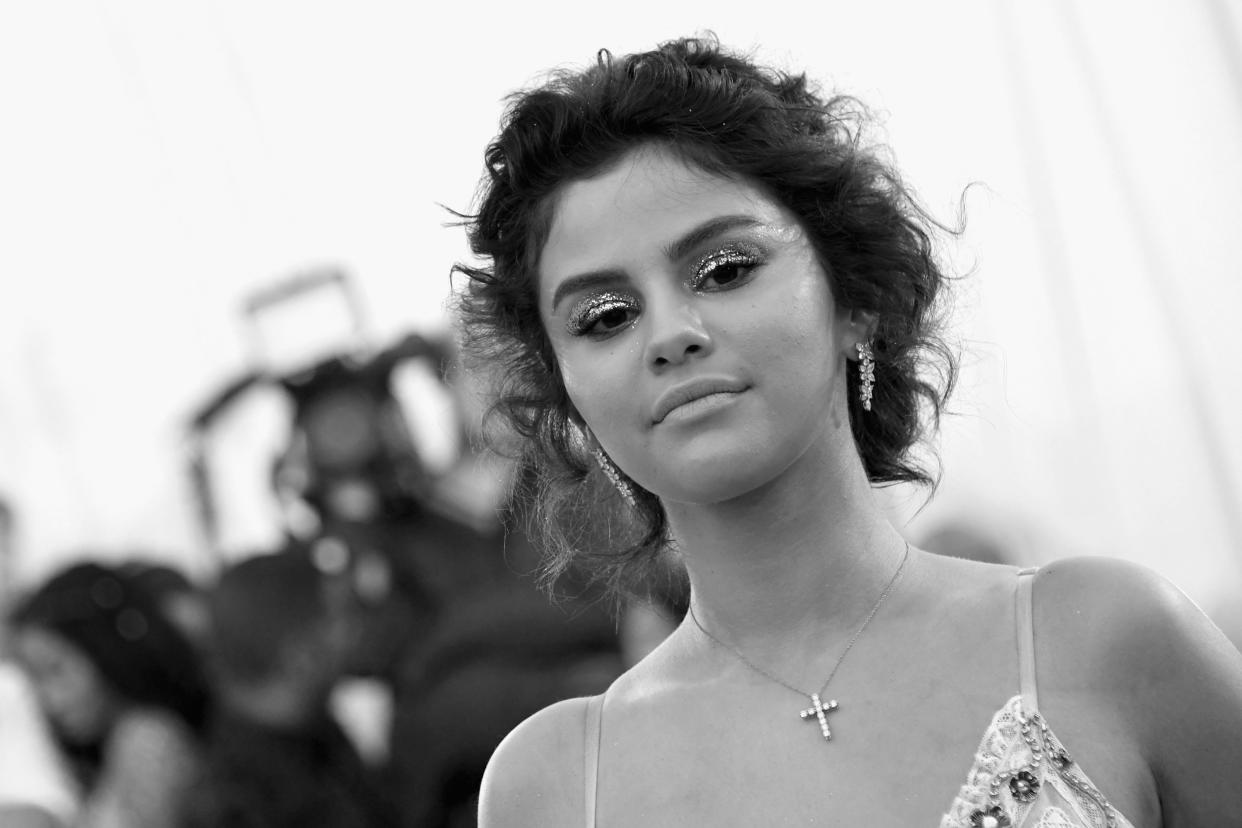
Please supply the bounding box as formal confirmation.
[578,424,637,507]
[856,341,875,411]
[592,445,637,507]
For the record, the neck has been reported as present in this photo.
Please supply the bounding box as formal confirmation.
[666,435,908,665]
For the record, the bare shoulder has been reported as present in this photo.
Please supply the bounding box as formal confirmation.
[1029,556,1242,689]
[1030,556,1239,676]
[1032,556,1242,822]
[477,695,595,828]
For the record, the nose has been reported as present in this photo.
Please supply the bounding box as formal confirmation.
[643,299,713,370]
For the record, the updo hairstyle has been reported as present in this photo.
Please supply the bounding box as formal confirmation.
[454,36,958,602]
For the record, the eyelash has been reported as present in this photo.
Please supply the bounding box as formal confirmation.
[691,243,765,291]
[564,242,767,339]
[566,291,639,338]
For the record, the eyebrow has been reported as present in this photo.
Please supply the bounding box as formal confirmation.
[663,214,764,262]
[549,269,627,313]
[549,213,765,312]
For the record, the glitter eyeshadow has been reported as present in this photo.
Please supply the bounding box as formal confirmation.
[692,242,763,286]
[566,291,634,335]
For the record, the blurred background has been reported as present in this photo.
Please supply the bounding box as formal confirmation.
[3,0,1240,613]
[1,0,1240,824]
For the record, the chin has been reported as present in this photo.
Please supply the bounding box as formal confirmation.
[635,416,834,505]
[641,444,790,505]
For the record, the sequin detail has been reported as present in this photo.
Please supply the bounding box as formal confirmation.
[941,696,1133,828]
[970,806,1012,828]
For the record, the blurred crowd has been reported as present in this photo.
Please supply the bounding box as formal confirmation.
[0,320,686,828]
[0,518,682,828]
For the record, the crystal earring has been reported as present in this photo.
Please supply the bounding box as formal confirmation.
[591,445,637,507]
[856,341,875,411]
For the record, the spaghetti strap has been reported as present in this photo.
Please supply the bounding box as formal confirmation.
[583,694,604,828]
[1015,567,1040,713]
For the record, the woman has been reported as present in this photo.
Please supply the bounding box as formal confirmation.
[10,561,209,828]
[457,37,1242,826]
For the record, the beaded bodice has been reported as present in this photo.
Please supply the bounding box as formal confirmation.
[939,694,1134,828]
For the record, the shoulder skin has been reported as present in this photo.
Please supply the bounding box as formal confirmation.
[1033,556,1242,825]
[477,695,593,828]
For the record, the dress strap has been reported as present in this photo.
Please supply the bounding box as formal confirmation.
[583,694,604,828]
[1015,567,1040,713]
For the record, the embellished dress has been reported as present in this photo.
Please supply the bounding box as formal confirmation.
[579,569,1135,828]
[938,569,1134,828]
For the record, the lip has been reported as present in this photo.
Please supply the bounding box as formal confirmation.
[651,377,749,424]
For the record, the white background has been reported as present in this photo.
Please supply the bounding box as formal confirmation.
[2,1,1240,628]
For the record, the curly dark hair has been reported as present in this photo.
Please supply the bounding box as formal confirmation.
[454,35,958,602]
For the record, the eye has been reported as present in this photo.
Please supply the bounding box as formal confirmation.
[692,243,764,291]
[565,291,640,338]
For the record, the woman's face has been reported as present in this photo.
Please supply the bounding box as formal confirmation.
[14,626,120,745]
[538,145,864,504]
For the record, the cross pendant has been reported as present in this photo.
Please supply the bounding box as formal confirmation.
[799,693,838,741]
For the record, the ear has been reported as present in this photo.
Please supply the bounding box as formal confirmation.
[842,309,879,357]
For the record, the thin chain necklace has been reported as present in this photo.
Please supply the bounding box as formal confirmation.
[687,541,910,743]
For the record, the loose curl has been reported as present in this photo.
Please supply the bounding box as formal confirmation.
[454,35,958,604]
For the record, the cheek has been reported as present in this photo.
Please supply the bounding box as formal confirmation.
[556,356,591,406]
[742,278,846,443]
[742,275,839,374]
[557,344,640,430]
